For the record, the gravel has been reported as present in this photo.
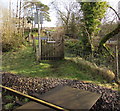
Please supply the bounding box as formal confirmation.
[2,72,120,111]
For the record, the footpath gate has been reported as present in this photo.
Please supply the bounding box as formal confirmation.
[33,35,64,60]
[41,36,64,60]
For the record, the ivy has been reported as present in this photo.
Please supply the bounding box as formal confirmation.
[79,1,108,54]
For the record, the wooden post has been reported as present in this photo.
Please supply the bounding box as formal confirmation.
[117,1,120,92]
[37,9,41,61]
[117,26,120,91]
[118,34,120,81]
[28,28,31,42]
[118,2,120,76]
[115,45,119,80]
[22,16,25,38]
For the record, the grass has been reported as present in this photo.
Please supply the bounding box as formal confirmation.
[2,45,118,90]
[22,98,30,103]
[2,46,98,80]
[4,103,14,109]
[4,95,14,101]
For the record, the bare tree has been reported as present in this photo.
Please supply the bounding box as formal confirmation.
[51,0,81,38]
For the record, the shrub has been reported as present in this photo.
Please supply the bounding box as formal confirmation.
[2,32,24,52]
[65,39,84,56]
[1,10,24,52]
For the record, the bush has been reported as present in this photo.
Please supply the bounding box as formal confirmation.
[1,10,25,52]
[65,39,84,56]
[2,33,24,52]
[2,43,13,52]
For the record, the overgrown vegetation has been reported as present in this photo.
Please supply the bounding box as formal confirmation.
[80,1,108,54]
[2,89,30,110]
[65,39,114,71]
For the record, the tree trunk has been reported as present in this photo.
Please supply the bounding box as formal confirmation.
[98,24,120,50]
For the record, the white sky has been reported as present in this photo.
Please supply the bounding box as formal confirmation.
[0,0,120,27]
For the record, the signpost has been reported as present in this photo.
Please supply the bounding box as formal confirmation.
[34,8,43,61]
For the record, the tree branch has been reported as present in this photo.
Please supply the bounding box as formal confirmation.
[98,6,120,50]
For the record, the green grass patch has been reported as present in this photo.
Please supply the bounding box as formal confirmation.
[2,45,118,90]
[4,95,14,101]
[2,46,96,81]
[4,103,14,110]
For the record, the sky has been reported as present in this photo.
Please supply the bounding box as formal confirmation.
[0,0,120,27]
